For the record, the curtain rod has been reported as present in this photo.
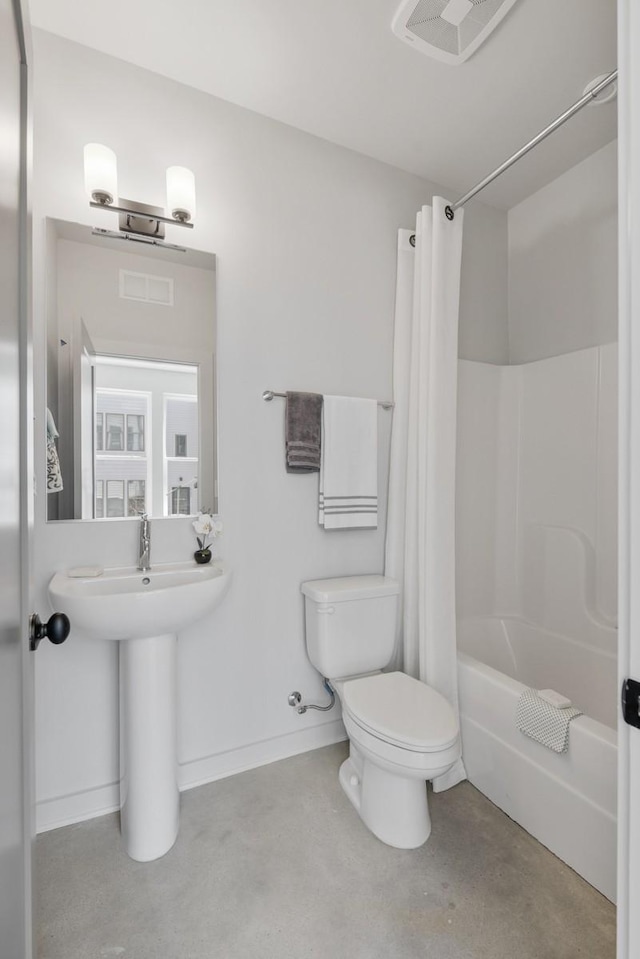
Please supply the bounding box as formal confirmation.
[262,390,394,410]
[444,69,617,220]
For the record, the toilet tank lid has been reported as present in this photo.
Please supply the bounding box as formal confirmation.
[301,575,400,603]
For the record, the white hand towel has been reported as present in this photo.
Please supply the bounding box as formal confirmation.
[319,395,377,529]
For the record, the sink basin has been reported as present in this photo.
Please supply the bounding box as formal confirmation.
[49,561,230,640]
[48,560,231,863]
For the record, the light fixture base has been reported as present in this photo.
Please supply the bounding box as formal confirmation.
[117,197,166,239]
[89,198,194,231]
[92,190,114,206]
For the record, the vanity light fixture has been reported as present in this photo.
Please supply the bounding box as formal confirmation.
[84,143,196,241]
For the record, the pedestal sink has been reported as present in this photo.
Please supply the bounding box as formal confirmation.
[49,562,231,862]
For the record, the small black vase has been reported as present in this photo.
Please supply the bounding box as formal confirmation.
[194,547,212,565]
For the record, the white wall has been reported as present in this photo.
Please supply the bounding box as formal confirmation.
[456,345,618,644]
[459,199,509,363]
[32,31,509,830]
[508,140,618,363]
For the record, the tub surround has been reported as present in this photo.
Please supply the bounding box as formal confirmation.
[459,616,616,728]
[456,344,618,631]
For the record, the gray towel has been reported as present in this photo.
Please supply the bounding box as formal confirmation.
[516,688,583,753]
[285,392,323,473]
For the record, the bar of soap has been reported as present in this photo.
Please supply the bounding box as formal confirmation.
[67,566,104,578]
[538,689,573,709]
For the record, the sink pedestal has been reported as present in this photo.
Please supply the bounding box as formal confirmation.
[48,561,231,863]
[120,633,179,862]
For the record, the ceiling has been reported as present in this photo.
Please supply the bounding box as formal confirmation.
[29,0,617,209]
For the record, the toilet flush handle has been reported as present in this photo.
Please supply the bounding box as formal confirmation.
[317,606,335,614]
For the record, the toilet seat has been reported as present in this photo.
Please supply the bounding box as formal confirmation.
[341,671,459,753]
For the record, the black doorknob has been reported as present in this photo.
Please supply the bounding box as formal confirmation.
[29,612,71,652]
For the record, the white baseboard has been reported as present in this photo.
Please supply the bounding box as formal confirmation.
[179,718,347,791]
[36,719,347,834]
[36,782,120,833]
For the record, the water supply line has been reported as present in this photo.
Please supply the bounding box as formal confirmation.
[288,679,335,714]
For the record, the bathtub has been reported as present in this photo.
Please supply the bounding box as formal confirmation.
[457,616,617,902]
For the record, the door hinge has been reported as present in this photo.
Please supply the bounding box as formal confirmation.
[622,678,640,728]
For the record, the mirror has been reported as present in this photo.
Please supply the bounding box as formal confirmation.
[45,219,217,521]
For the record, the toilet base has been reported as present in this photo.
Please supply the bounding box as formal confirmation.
[339,749,431,849]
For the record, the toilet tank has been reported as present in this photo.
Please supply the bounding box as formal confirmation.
[301,575,400,679]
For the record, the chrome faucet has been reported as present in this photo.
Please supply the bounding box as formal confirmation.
[138,513,151,571]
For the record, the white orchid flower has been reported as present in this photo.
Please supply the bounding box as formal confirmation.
[192,515,212,536]
[193,513,223,549]
[209,516,223,537]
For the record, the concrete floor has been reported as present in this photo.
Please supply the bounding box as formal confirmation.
[37,742,615,959]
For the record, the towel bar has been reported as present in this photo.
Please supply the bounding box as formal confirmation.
[262,390,394,410]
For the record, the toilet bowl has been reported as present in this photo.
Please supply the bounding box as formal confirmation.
[301,575,461,849]
[335,671,460,848]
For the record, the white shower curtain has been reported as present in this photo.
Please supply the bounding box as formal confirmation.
[385,197,466,792]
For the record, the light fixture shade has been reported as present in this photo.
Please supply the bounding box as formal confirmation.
[84,143,118,205]
[166,166,196,222]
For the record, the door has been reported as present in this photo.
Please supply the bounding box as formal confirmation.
[0,1,33,956]
[618,1,640,957]
[73,319,97,518]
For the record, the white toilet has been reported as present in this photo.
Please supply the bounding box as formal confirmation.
[301,574,461,849]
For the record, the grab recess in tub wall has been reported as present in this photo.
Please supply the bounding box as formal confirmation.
[521,524,618,642]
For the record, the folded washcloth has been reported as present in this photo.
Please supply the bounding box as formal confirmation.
[516,688,583,753]
[319,395,377,530]
[285,392,323,473]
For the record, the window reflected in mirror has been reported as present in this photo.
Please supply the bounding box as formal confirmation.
[90,356,198,518]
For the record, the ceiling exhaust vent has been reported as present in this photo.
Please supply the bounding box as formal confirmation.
[392,0,520,65]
